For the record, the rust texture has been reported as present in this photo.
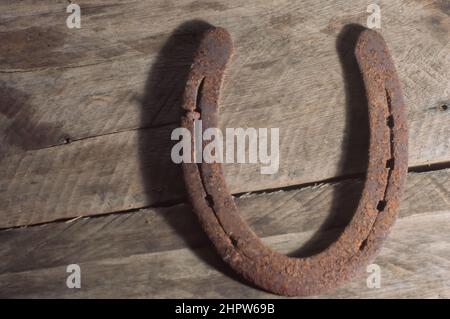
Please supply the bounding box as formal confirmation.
[181,27,408,296]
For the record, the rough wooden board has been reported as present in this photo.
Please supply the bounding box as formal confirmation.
[1,169,449,298]
[0,0,448,150]
[0,212,444,299]
[0,0,448,299]
[1,103,449,228]
[1,169,449,274]
[0,0,449,228]
[1,209,449,298]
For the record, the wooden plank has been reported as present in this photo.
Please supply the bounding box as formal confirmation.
[1,169,449,298]
[1,169,448,273]
[0,0,448,227]
[0,103,449,228]
[2,213,449,298]
[0,0,448,149]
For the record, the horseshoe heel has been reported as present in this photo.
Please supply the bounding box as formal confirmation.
[181,27,408,296]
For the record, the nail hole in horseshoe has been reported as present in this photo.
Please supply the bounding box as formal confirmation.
[230,236,239,248]
[386,115,394,129]
[359,238,368,251]
[196,160,215,209]
[205,193,214,208]
[377,200,387,212]
[386,158,395,169]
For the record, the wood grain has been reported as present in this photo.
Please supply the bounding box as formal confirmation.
[0,104,449,228]
[0,0,448,299]
[0,0,448,227]
[0,0,449,227]
[1,169,449,298]
[0,0,448,147]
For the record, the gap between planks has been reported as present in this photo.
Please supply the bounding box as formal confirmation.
[0,0,448,228]
[1,0,448,150]
[0,168,449,298]
[0,109,449,229]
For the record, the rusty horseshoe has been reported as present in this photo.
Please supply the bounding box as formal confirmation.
[181,27,408,296]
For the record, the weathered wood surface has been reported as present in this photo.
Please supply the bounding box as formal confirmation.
[1,169,449,298]
[1,0,448,139]
[0,0,449,299]
[0,0,449,228]
[1,106,449,228]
